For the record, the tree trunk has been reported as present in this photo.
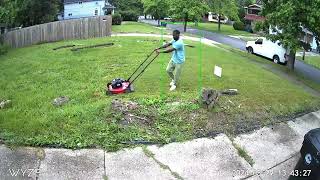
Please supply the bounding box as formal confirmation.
[287,50,296,70]
[158,19,160,26]
[218,15,221,31]
[302,49,305,60]
[184,15,188,32]
[144,14,147,19]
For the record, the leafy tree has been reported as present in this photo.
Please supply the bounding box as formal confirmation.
[0,0,18,27]
[0,0,62,27]
[110,0,144,15]
[167,0,209,32]
[262,0,320,70]
[19,0,61,26]
[142,0,169,26]
[206,0,240,31]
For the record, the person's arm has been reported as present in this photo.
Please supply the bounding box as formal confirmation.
[158,41,182,53]
[156,42,172,50]
[160,48,175,53]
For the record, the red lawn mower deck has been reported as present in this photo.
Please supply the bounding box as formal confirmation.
[106,80,134,95]
[106,50,159,95]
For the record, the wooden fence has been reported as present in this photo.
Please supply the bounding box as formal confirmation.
[1,15,112,48]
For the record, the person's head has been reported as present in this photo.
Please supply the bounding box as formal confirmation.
[173,30,180,41]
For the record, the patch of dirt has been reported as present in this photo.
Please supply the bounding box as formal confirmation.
[234,119,262,134]
[111,99,139,112]
[111,99,153,127]
[120,114,153,126]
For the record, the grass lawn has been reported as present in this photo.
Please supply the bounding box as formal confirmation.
[303,56,320,70]
[112,21,169,34]
[189,22,256,37]
[1,36,319,151]
[220,44,320,92]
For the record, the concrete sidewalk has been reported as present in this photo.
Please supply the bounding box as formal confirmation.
[1,110,319,180]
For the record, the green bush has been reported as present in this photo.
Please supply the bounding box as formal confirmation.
[254,21,263,32]
[119,10,139,21]
[233,21,245,31]
[0,44,9,56]
[112,13,122,25]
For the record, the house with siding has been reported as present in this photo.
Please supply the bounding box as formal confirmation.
[62,0,115,20]
[244,0,264,31]
[269,24,319,53]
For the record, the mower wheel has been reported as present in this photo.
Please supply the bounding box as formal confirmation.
[125,85,134,93]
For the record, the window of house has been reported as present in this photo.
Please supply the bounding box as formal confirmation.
[68,13,72,16]
[95,9,98,16]
[79,2,82,4]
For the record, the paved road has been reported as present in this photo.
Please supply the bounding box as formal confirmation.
[140,19,320,84]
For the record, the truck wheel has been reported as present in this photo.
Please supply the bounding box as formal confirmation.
[273,55,280,64]
[248,47,253,54]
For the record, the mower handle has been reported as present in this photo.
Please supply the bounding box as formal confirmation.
[127,49,157,82]
[127,51,160,87]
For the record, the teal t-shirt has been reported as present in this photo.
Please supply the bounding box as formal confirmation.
[171,39,185,64]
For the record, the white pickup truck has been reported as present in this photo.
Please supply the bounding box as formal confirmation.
[246,38,287,65]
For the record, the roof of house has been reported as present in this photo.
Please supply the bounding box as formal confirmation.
[64,0,104,4]
[244,14,265,21]
[248,4,262,9]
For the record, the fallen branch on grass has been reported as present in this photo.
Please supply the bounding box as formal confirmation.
[71,43,114,51]
[53,45,76,50]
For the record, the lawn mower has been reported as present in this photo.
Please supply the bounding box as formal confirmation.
[106,50,160,95]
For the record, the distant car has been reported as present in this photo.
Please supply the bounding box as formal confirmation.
[246,37,288,65]
[164,17,172,21]
[207,12,228,24]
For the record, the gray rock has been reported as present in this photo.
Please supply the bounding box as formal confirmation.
[0,100,12,109]
[52,96,69,107]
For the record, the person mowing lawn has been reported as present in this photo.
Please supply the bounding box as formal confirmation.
[156,30,185,91]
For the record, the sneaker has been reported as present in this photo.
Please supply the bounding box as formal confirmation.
[169,80,175,86]
[169,84,176,91]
